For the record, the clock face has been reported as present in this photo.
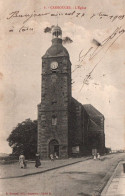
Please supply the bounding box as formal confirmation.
[50,61,58,70]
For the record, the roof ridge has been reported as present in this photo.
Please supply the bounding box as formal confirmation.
[83,104,104,117]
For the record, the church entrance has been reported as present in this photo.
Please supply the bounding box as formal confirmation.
[49,139,59,157]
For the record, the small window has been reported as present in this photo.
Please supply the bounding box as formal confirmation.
[52,115,57,126]
[52,70,57,73]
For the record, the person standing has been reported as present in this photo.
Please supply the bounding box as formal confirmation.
[97,153,101,160]
[54,152,59,159]
[50,154,54,161]
[93,154,97,160]
[19,153,26,168]
[35,153,41,168]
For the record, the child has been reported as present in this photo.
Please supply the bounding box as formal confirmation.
[93,155,97,160]
[97,153,101,160]
[50,154,54,161]
[54,152,59,159]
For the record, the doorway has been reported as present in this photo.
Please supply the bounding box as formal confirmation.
[54,145,59,156]
[49,139,59,157]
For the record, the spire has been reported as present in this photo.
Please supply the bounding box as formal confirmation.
[57,12,58,26]
[52,25,62,40]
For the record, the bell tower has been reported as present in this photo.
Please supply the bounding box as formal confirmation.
[37,26,72,159]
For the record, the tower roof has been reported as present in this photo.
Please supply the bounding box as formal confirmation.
[52,25,62,38]
[42,25,69,58]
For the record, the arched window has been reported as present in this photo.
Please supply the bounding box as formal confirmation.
[52,115,57,125]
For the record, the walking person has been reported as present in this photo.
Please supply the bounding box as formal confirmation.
[35,153,41,168]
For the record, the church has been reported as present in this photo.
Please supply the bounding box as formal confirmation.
[37,26,105,159]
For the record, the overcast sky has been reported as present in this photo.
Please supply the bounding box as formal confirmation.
[0,0,125,153]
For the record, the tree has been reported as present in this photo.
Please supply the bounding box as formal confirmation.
[7,119,37,159]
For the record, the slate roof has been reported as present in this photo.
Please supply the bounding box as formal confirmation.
[43,38,69,58]
[89,119,101,132]
[83,104,104,118]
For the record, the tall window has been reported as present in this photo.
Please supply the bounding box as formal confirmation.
[52,115,57,126]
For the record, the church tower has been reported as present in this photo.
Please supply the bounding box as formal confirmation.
[37,26,72,159]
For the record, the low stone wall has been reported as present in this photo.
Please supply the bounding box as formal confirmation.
[0,160,18,165]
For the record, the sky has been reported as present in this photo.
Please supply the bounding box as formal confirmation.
[0,0,125,153]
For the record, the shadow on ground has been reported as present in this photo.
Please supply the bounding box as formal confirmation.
[77,193,91,196]
[61,171,91,175]
[100,157,111,161]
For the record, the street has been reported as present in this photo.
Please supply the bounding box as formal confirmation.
[0,153,125,196]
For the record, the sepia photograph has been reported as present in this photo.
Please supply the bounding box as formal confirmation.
[0,0,125,195]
